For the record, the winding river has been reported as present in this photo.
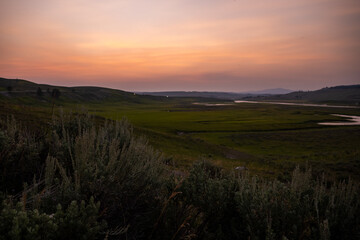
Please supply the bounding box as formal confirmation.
[194,100,360,126]
[234,100,359,109]
[318,114,360,126]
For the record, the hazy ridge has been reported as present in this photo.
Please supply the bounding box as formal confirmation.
[1,77,359,105]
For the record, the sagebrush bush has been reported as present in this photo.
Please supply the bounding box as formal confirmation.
[45,112,165,238]
[0,112,166,239]
[161,161,360,240]
[0,116,44,192]
[0,112,359,240]
[0,197,103,240]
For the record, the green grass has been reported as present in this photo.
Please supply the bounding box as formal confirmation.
[1,80,359,180]
[76,101,360,179]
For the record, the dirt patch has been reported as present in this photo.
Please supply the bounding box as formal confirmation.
[222,147,255,160]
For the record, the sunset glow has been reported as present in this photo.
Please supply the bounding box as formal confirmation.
[1,0,359,91]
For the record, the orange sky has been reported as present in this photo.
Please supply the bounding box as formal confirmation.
[0,0,359,91]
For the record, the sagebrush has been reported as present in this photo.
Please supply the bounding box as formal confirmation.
[0,112,359,239]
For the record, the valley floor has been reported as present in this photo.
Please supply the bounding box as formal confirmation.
[1,96,360,180]
[86,100,360,180]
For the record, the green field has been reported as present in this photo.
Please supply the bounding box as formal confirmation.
[2,97,360,180]
[1,78,360,180]
[72,100,359,180]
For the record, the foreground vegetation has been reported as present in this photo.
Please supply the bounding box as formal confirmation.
[0,113,359,239]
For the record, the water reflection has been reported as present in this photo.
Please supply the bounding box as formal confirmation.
[318,114,360,126]
[234,100,359,109]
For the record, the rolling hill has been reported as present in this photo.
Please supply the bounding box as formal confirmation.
[2,77,359,106]
[139,88,293,99]
[0,77,171,104]
[245,85,360,105]
[138,91,250,99]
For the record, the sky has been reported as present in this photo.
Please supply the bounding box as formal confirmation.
[0,0,359,92]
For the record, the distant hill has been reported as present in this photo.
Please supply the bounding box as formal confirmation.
[138,91,252,100]
[245,85,360,105]
[246,88,293,95]
[0,77,167,104]
[2,77,359,106]
[140,88,293,99]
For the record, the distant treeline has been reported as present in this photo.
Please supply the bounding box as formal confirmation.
[0,112,359,239]
[328,85,360,89]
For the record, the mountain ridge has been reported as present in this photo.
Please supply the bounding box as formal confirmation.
[245,84,360,105]
[1,77,359,105]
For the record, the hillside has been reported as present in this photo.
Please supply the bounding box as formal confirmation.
[140,88,293,99]
[2,78,359,106]
[138,91,251,99]
[0,77,172,104]
[245,85,360,105]
[247,88,293,95]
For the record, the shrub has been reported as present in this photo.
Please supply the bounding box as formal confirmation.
[0,198,103,240]
[40,112,166,238]
[1,112,166,239]
[1,113,359,239]
[0,116,43,192]
[165,162,360,240]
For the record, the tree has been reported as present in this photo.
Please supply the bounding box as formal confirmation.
[6,86,12,92]
[51,88,61,99]
[51,89,61,115]
[37,87,43,97]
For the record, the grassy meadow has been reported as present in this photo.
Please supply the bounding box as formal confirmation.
[1,86,359,180]
[82,100,360,179]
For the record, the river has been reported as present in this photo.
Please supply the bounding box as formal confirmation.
[318,114,360,126]
[194,100,360,126]
[234,100,359,109]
